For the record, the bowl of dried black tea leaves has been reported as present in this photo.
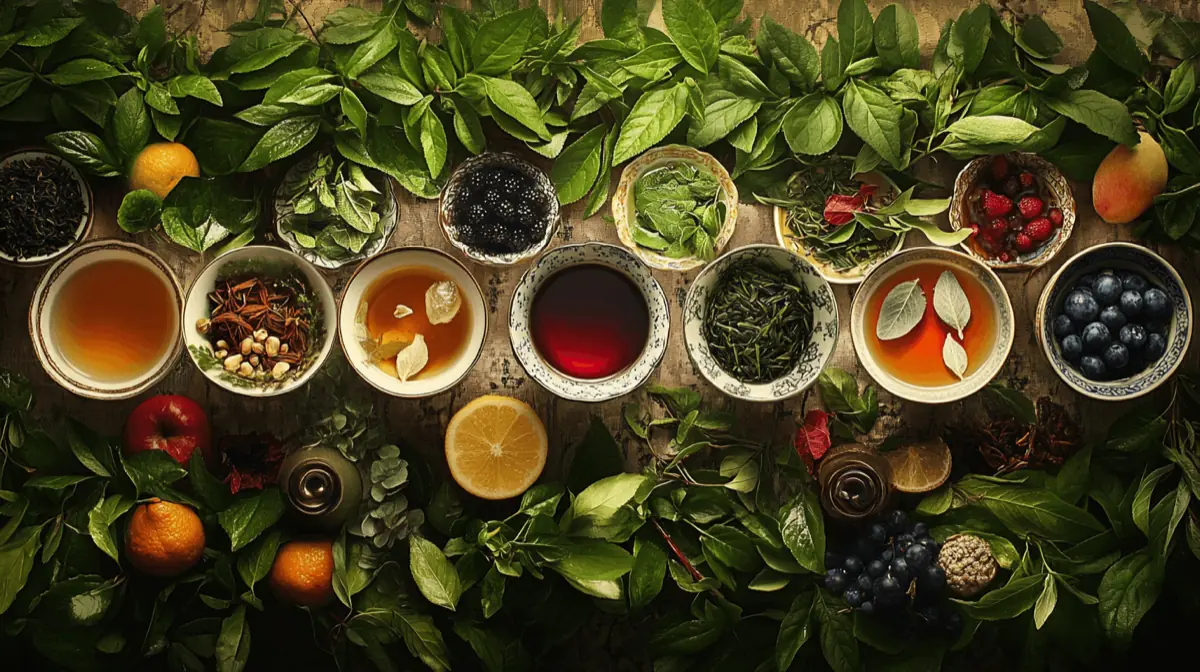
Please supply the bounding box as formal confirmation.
[0,149,93,266]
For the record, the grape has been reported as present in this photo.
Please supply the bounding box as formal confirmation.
[890,558,911,584]
[886,510,908,533]
[912,522,929,538]
[867,523,888,545]
[824,568,848,595]
[844,587,864,608]
[876,574,901,597]
[867,559,887,578]
[906,544,933,570]
[859,601,875,615]
[844,556,864,577]
[857,574,873,593]
[881,548,894,563]
[921,565,947,592]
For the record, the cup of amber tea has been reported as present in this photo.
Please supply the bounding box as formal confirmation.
[30,240,183,400]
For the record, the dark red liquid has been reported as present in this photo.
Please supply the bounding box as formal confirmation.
[530,264,649,379]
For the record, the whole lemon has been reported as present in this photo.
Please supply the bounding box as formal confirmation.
[129,142,200,199]
[268,539,335,607]
[125,498,206,577]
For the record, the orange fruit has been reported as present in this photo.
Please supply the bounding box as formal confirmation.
[129,142,200,199]
[882,438,953,493]
[125,498,206,577]
[445,395,548,500]
[268,539,335,607]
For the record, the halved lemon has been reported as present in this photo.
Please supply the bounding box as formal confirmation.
[445,395,548,500]
[883,438,952,493]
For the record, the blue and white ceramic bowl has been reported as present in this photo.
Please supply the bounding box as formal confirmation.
[684,244,838,402]
[509,242,669,402]
[1036,242,1192,401]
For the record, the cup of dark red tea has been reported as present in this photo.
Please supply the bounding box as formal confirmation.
[509,242,669,402]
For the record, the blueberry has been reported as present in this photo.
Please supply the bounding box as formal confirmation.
[1118,290,1143,318]
[1081,322,1111,352]
[857,573,874,593]
[917,537,940,552]
[844,587,863,607]
[1103,343,1130,371]
[912,522,929,538]
[876,574,901,597]
[1053,314,1075,338]
[1098,305,1127,331]
[1119,323,1147,351]
[921,565,947,592]
[1080,355,1107,380]
[1060,334,1083,362]
[844,556,864,577]
[890,558,911,583]
[1146,320,1168,335]
[880,547,894,563]
[824,568,849,594]
[1078,273,1097,289]
[1120,272,1148,293]
[1144,288,1172,319]
[867,523,888,546]
[859,601,875,615]
[895,538,914,554]
[886,510,908,533]
[905,543,933,570]
[1063,290,1100,322]
[896,533,914,545]
[825,552,843,570]
[867,559,887,578]
[1146,333,1167,361]
[1073,285,1094,297]
[1092,274,1122,305]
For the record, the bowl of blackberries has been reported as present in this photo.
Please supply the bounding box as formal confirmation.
[823,510,963,639]
[1037,242,1192,401]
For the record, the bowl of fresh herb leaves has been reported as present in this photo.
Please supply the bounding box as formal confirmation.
[612,145,738,272]
[273,152,398,270]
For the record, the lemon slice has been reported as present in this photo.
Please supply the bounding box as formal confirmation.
[445,395,548,500]
[883,438,952,493]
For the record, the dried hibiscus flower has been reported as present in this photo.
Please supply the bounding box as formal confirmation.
[794,409,832,474]
[823,184,877,226]
[220,433,285,494]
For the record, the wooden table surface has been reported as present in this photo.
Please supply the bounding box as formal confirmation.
[2,0,1198,482]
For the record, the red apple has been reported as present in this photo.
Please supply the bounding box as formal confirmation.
[123,395,214,469]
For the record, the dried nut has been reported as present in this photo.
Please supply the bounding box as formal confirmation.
[253,329,269,343]
[240,337,253,356]
[265,336,281,357]
[214,349,228,359]
[271,362,291,379]
[255,369,267,380]
[280,343,289,354]
[237,362,254,378]
[215,340,229,350]
[249,355,260,367]
[223,354,243,372]
[195,318,211,334]
[251,342,265,355]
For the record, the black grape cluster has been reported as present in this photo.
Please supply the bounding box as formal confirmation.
[823,510,962,636]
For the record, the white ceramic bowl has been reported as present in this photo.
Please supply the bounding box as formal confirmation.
[182,245,337,397]
[339,247,487,397]
[773,206,906,285]
[29,240,182,400]
[612,145,738,272]
[0,149,93,266]
[509,242,670,402]
[850,247,1015,404]
[683,244,838,402]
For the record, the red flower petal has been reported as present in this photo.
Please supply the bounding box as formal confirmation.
[794,409,832,474]
[824,194,864,226]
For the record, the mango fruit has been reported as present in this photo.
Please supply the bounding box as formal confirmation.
[1092,131,1168,224]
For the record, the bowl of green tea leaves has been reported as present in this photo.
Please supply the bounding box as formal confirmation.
[274,152,397,269]
[612,145,738,272]
[762,157,969,284]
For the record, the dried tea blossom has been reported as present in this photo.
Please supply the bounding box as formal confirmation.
[937,534,997,597]
[425,280,461,325]
[395,334,429,382]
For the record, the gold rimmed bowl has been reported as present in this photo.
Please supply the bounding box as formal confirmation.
[0,148,94,267]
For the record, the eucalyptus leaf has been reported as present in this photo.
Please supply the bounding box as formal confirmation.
[876,279,926,340]
[933,270,971,338]
[942,334,968,380]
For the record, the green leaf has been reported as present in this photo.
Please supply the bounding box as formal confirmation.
[629,536,667,610]
[88,494,133,563]
[983,383,1037,424]
[1083,1,1146,76]
[662,0,720,73]
[452,621,505,672]
[1163,61,1197,115]
[551,539,634,581]
[946,115,1038,146]
[1033,574,1058,629]
[783,93,843,155]
[47,59,122,85]
[449,98,486,155]
[1053,445,1091,506]
[1015,16,1063,59]
[66,420,114,477]
[0,69,33,109]
[843,81,903,168]
[216,605,251,672]
[410,535,463,611]
[955,477,1104,542]
[218,489,285,552]
[551,125,606,205]
[519,483,564,518]
[112,87,150,164]
[1097,550,1163,650]
[238,116,320,172]
[483,76,550,140]
[687,83,761,147]
[117,190,163,233]
[570,473,653,526]
[1044,90,1137,146]
[340,87,368,137]
[837,0,875,64]
[776,591,814,670]
[1160,124,1200,174]
[359,73,423,106]
[874,4,920,70]
[18,17,84,47]
[648,616,726,655]
[756,18,818,90]
[954,574,1044,620]
[344,23,398,79]
[816,590,860,672]
[949,3,991,75]
[332,535,372,609]
[236,530,281,596]
[1131,464,1174,536]
[779,486,825,573]
[417,107,448,177]
[567,417,625,494]
[612,82,689,165]
[47,131,122,178]
[0,526,40,615]
[471,7,539,76]
[123,450,188,498]
[821,37,847,91]
[481,566,504,618]
[168,75,223,106]
[601,0,646,48]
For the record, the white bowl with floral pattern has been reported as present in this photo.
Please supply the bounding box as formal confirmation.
[683,244,839,402]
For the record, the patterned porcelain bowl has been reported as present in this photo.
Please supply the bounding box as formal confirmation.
[683,245,838,402]
[0,149,93,267]
[509,242,669,402]
[949,152,1075,271]
[850,247,1015,404]
[29,240,182,400]
[1036,242,1192,401]
[182,246,337,397]
[612,145,738,272]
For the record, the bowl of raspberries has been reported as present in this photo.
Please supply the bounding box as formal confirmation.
[950,153,1075,270]
[1037,242,1192,401]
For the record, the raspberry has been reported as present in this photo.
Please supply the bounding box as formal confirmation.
[987,218,1008,236]
[1024,217,1053,242]
[967,223,980,236]
[1048,208,1064,227]
[980,190,1013,218]
[1014,233,1034,252]
[999,251,1012,263]
[1019,172,1035,188]
[991,155,1009,182]
[1017,195,1044,220]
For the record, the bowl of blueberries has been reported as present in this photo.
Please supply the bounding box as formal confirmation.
[1037,242,1192,401]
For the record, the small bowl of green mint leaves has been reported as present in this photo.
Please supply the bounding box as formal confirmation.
[273,152,398,270]
[612,145,738,272]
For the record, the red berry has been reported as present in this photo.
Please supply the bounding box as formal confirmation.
[1048,208,1064,226]
[1014,233,1035,252]
[1019,172,1035,188]
[1024,217,1053,242]
[991,155,1009,182]
[967,223,980,236]
[999,251,1013,263]
[981,190,1013,218]
[1017,195,1044,220]
[987,218,1008,236]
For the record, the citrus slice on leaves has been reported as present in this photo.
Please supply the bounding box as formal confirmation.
[446,395,548,500]
[882,438,952,493]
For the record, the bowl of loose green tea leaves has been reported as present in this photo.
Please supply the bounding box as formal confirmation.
[683,245,838,402]
[0,149,93,267]
[612,145,738,272]
[273,152,398,270]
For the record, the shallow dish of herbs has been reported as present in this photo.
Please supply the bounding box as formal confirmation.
[612,145,738,272]
[273,152,398,270]
[183,245,337,397]
[0,148,93,266]
[683,244,837,402]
